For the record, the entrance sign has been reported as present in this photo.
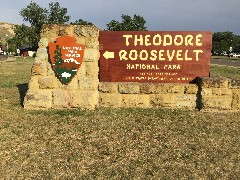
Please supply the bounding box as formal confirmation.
[99,31,212,83]
[49,36,85,84]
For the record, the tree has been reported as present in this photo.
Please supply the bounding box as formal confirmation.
[106,14,147,31]
[6,38,17,53]
[212,31,233,53]
[70,19,93,25]
[234,35,240,51]
[20,2,48,32]
[48,2,70,24]
[11,2,71,50]
[212,31,240,54]
[10,24,36,47]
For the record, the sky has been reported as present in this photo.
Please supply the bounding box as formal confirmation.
[0,0,240,34]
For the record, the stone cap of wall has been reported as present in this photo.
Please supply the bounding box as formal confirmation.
[40,24,100,39]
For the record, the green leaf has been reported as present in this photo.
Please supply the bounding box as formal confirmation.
[106,14,147,31]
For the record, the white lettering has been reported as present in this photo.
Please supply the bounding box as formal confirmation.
[123,35,133,46]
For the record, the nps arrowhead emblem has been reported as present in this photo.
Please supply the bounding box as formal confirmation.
[48,36,85,85]
[103,51,114,59]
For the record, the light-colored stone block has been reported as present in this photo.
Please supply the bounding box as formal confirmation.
[58,25,74,36]
[74,25,99,38]
[35,48,48,61]
[99,93,122,108]
[69,90,98,110]
[52,90,69,108]
[85,61,99,77]
[98,83,118,93]
[77,62,86,77]
[150,94,177,107]
[36,48,48,55]
[32,61,47,76]
[85,37,99,49]
[184,84,199,94]
[202,78,229,88]
[232,89,240,110]
[24,90,52,109]
[122,94,150,108]
[119,83,140,94]
[83,48,100,62]
[176,101,196,109]
[230,79,240,89]
[232,89,240,95]
[58,77,79,90]
[201,88,212,96]
[76,37,86,45]
[212,88,232,96]
[176,94,197,101]
[140,84,161,94]
[47,63,55,76]
[78,76,99,90]
[161,84,184,94]
[38,38,49,48]
[41,24,59,38]
[39,76,58,89]
[28,76,39,90]
[202,96,232,110]
[176,94,197,109]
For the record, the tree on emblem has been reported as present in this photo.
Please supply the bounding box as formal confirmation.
[54,45,63,66]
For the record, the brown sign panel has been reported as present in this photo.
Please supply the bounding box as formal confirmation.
[99,31,212,83]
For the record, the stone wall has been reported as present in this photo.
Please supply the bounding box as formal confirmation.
[24,24,100,110]
[99,83,199,109]
[201,78,240,111]
[24,25,240,111]
[98,78,240,111]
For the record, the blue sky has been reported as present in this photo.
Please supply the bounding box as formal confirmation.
[0,0,240,34]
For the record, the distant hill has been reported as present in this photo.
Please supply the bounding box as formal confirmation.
[0,22,16,43]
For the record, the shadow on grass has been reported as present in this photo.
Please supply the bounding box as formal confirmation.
[17,83,28,107]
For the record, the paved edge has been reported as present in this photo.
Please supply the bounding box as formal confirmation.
[211,63,240,69]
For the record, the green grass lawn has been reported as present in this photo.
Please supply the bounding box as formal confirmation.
[210,65,240,79]
[0,57,240,179]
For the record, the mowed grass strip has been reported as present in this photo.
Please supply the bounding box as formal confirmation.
[0,57,240,179]
[210,65,240,79]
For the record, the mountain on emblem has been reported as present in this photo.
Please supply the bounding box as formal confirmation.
[48,36,85,84]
